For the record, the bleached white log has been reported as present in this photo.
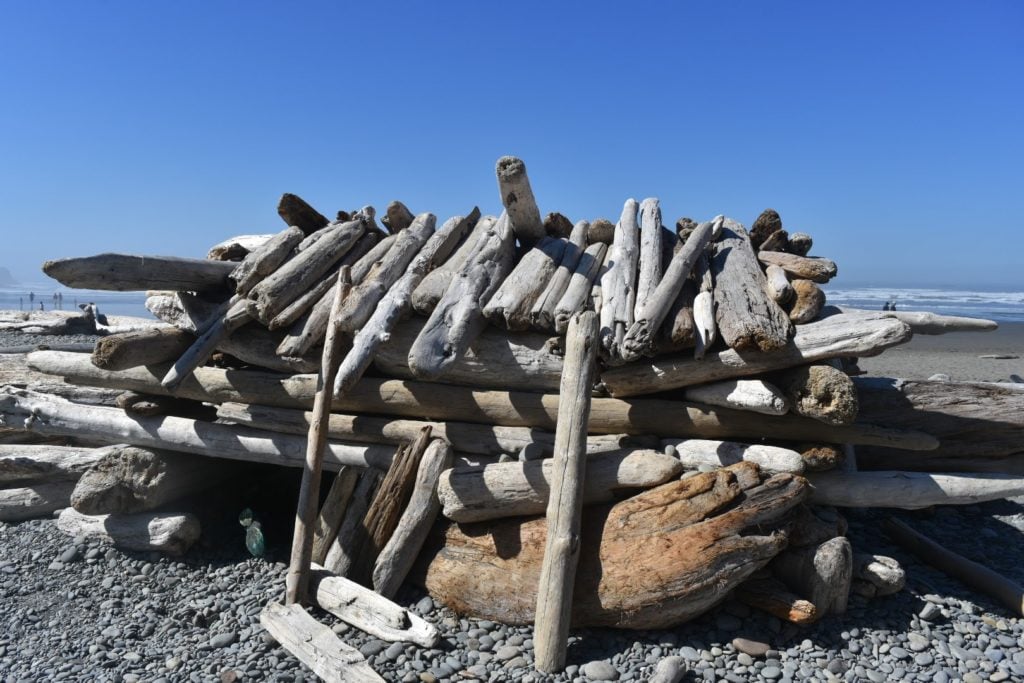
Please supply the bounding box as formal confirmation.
[758,251,837,283]
[827,306,999,335]
[634,198,663,319]
[373,439,453,598]
[599,199,640,362]
[0,480,75,521]
[496,156,544,247]
[808,471,1024,508]
[43,254,235,292]
[662,438,805,474]
[683,379,790,416]
[554,242,607,335]
[531,220,588,331]
[161,298,251,390]
[765,264,794,305]
[56,507,200,555]
[412,213,490,314]
[483,236,567,331]
[0,445,103,484]
[692,251,716,360]
[207,234,272,261]
[437,448,684,523]
[259,601,385,683]
[230,226,305,295]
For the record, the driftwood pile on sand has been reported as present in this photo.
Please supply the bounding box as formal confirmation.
[2,156,1022,677]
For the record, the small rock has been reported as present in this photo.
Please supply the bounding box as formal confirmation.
[920,603,942,621]
[732,637,771,658]
[762,666,782,679]
[59,546,79,563]
[209,631,237,649]
[582,660,619,681]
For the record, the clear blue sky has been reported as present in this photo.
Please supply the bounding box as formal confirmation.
[1,1,1021,289]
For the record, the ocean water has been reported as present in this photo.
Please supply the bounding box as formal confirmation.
[823,287,1024,323]
[0,283,153,318]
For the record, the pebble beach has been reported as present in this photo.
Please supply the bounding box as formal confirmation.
[1,316,1023,682]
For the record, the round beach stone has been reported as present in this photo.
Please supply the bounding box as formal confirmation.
[582,660,619,681]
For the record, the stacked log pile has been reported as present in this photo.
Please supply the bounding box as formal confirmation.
[3,156,1022,676]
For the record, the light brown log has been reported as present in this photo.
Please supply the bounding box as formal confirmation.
[734,573,818,624]
[534,311,599,672]
[599,199,640,362]
[277,193,329,234]
[437,448,684,523]
[852,553,905,598]
[787,279,825,324]
[92,327,194,372]
[554,242,607,335]
[420,470,808,628]
[43,254,235,292]
[259,601,385,683]
[530,221,588,332]
[311,565,440,647]
[883,517,1024,616]
[496,156,544,247]
[0,387,397,470]
[411,213,489,314]
[27,351,939,451]
[230,226,305,295]
[828,306,998,335]
[808,471,1024,508]
[663,439,804,474]
[0,444,103,484]
[71,445,231,515]
[311,467,359,566]
[712,218,792,352]
[383,200,415,233]
[373,438,453,598]
[323,469,382,576]
[683,379,790,416]
[56,507,200,555]
[407,212,515,379]
[0,480,76,521]
[774,364,858,426]
[483,237,566,331]
[764,264,794,305]
[634,198,663,320]
[248,219,365,324]
[599,313,911,397]
[772,536,852,616]
[758,251,837,283]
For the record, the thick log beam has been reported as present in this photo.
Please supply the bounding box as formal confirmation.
[92,327,194,372]
[0,480,76,521]
[43,254,235,292]
[0,444,103,484]
[808,471,1024,508]
[827,306,998,335]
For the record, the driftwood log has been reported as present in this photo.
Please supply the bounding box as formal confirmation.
[42,254,235,292]
[553,242,607,335]
[808,471,1024,509]
[0,444,103,484]
[531,220,588,331]
[323,469,382,577]
[495,156,544,247]
[277,193,329,235]
[772,536,852,617]
[311,467,359,566]
[0,480,76,521]
[56,507,200,555]
[663,439,805,474]
[91,327,194,372]
[683,379,790,416]
[757,251,837,283]
[483,236,566,331]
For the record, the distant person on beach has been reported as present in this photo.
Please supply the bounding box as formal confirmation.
[29,292,34,304]
[19,297,23,310]
[57,292,63,310]
[39,302,44,311]
[883,301,891,311]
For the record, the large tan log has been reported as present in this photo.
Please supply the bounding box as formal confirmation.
[0,480,76,521]
[323,469,382,576]
[495,156,544,247]
[633,199,663,319]
[531,221,588,331]
[683,379,790,416]
[420,470,807,628]
[407,212,515,379]
[311,565,440,647]
[216,402,649,458]
[483,237,566,331]
[230,226,305,295]
[663,439,805,474]
[412,213,489,314]
[775,364,858,426]
[787,279,826,324]
[534,311,599,672]
[161,298,251,390]
[373,439,453,598]
[734,573,819,625]
[553,242,607,335]
[882,517,1024,617]
[43,254,235,292]
[758,251,838,283]
[332,213,480,398]
[56,507,200,555]
[0,387,396,470]
[808,471,1024,508]
[70,445,232,515]
[712,218,792,352]
[599,313,912,397]
[248,218,365,324]
[26,351,939,451]
[623,217,720,361]
[829,306,998,335]
[599,199,640,362]
[311,467,359,566]
[259,601,385,683]
[0,444,103,484]
[437,448,684,523]
[277,193,329,235]
[335,214,436,334]
[383,200,415,233]
[287,268,351,605]
[91,327,194,372]
[772,536,852,616]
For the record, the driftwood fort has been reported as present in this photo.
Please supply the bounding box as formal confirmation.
[2,156,1022,680]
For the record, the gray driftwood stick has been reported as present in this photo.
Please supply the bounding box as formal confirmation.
[230,226,305,295]
[634,198,663,319]
[623,217,720,361]
[407,212,515,379]
[554,242,607,334]
[43,254,235,292]
[599,199,640,362]
[663,438,805,474]
[531,220,588,331]
[437,448,684,523]
[496,156,544,247]
[758,251,838,283]
[259,601,385,683]
[829,306,998,335]
[91,327,194,372]
[331,212,481,398]
[0,480,76,521]
[683,379,790,416]
[0,444,103,484]
[322,468,382,577]
[712,218,792,352]
[808,471,1024,508]
[599,313,912,397]
[26,351,939,451]
[534,311,599,673]
[311,467,359,566]
[483,236,567,331]
[277,193,329,234]
[56,507,200,555]
[160,298,251,390]
[373,438,453,597]
[411,212,489,314]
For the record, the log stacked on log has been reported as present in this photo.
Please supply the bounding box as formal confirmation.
[7,156,1021,676]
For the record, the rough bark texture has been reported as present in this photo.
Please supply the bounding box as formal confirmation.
[277,193,329,235]
[92,327,194,372]
[775,364,859,426]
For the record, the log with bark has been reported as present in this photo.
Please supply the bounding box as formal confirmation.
[91,327,194,372]
[57,507,201,555]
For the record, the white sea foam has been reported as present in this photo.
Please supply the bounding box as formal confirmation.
[824,287,1024,322]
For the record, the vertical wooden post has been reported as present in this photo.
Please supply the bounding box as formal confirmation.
[285,267,352,605]
[533,310,599,673]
